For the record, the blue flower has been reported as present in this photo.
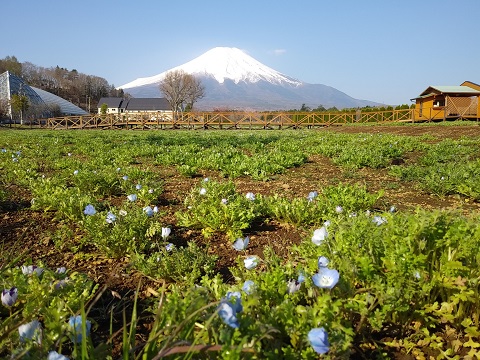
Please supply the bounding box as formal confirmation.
[217,301,239,329]
[165,243,174,252]
[56,267,67,274]
[199,187,207,195]
[127,194,137,202]
[143,206,154,217]
[19,320,42,343]
[73,170,79,175]
[225,291,243,313]
[245,192,255,201]
[21,265,44,276]
[1,287,18,307]
[136,184,142,190]
[312,227,328,245]
[373,216,387,226]
[297,272,306,283]
[122,175,128,181]
[242,280,255,295]
[83,204,96,216]
[48,351,70,360]
[244,256,258,270]
[287,279,301,294]
[161,227,171,239]
[317,256,329,268]
[308,327,330,354]
[106,212,117,224]
[307,191,318,202]
[233,236,249,251]
[312,267,339,289]
[335,205,343,213]
[68,315,92,344]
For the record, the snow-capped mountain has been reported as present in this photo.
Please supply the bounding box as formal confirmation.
[118,47,381,110]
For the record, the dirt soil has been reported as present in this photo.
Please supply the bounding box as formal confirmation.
[1,124,479,358]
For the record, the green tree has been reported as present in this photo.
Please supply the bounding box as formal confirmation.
[10,94,30,124]
[0,55,22,76]
[100,103,108,115]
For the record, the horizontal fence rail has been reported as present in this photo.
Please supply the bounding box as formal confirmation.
[21,107,479,130]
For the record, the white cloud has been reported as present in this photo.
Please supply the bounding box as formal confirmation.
[273,49,287,55]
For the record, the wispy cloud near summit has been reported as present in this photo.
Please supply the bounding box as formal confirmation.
[273,49,287,55]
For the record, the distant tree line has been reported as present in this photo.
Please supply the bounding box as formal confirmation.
[287,103,414,113]
[0,55,124,113]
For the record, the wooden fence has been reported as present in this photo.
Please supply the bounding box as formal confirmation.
[26,107,479,130]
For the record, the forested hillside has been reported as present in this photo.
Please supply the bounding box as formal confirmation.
[0,56,123,112]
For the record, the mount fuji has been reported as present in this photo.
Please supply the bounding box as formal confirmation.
[118,47,381,110]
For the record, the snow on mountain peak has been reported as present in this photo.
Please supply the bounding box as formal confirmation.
[119,47,302,89]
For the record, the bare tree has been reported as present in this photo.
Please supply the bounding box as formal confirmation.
[159,70,204,116]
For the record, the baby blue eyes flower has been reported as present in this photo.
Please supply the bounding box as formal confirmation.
[161,227,171,239]
[56,267,67,274]
[166,243,174,251]
[233,236,249,251]
[127,194,137,202]
[335,205,343,213]
[221,198,228,205]
[389,206,396,213]
[203,177,209,182]
[287,279,301,294]
[244,256,258,270]
[122,175,128,181]
[83,204,96,216]
[106,212,117,224]
[119,209,127,216]
[199,187,207,195]
[307,191,318,202]
[312,267,340,290]
[68,315,92,344]
[297,272,306,283]
[1,287,18,307]
[312,227,328,245]
[217,301,240,329]
[242,280,255,294]
[116,167,121,172]
[48,351,70,360]
[225,291,243,313]
[136,184,142,190]
[143,206,154,217]
[73,170,79,175]
[373,216,387,226]
[308,327,330,354]
[148,188,154,194]
[245,192,255,201]
[318,256,329,268]
[21,265,44,276]
[19,320,42,343]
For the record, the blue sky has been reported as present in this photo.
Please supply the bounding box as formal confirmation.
[1,0,479,105]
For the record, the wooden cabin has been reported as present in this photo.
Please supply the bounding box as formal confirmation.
[411,82,480,121]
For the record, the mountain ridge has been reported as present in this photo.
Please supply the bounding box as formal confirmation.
[118,47,382,110]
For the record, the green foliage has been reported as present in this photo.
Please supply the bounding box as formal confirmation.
[133,242,218,284]
[0,264,97,358]
[390,138,480,199]
[1,129,480,359]
[176,180,264,240]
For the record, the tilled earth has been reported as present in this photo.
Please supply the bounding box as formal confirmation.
[1,124,479,358]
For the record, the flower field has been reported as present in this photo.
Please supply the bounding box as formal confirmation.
[1,124,480,359]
